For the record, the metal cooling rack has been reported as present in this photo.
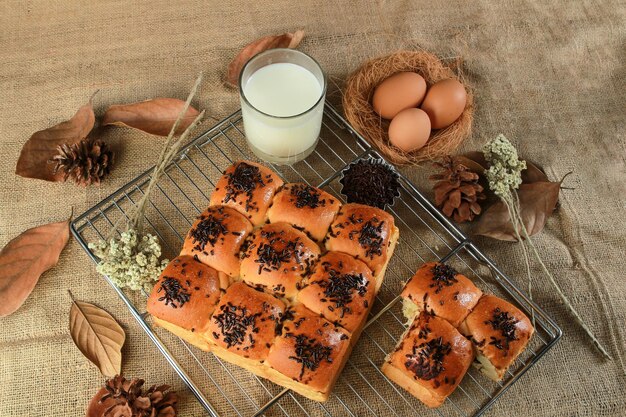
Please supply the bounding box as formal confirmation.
[71,103,561,417]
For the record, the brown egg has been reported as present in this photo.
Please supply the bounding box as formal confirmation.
[421,79,467,129]
[388,108,431,152]
[372,72,427,119]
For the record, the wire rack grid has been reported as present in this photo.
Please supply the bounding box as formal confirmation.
[71,103,561,417]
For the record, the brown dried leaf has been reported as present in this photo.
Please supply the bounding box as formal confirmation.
[69,295,125,377]
[226,30,305,87]
[521,160,549,183]
[458,151,488,174]
[474,181,561,241]
[102,98,200,137]
[0,218,70,317]
[16,98,95,182]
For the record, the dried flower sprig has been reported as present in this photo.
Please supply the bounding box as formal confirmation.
[88,73,205,291]
[483,134,611,359]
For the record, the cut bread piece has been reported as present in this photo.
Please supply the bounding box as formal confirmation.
[400,262,482,327]
[382,313,474,408]
[458,294,534,381]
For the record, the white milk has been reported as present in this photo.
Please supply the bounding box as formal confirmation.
[241,62,324,164]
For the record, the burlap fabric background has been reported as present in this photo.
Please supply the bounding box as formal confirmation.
[1,1,624,416]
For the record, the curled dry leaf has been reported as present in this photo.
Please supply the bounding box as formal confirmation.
[16,97,95,182]
[474,181,562,241]
[102,98,200,137]
[226,29,305,87]
[69,293,125,377]
[0,217,70,317]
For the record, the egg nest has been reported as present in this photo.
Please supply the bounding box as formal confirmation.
[343,50,474,165]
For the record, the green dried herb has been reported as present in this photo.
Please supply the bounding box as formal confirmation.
[484,134,611,359]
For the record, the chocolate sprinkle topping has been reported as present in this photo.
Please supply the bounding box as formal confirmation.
[340,159,400,209]
[347,216,385,259]
[213,302,261,348]
[405,337,452,381]
[288,333,334,379]
[158,277,191,308]
[316,268,368,318]
[190,213,228,250]
[289,184,325,209]
[429,263,459,294]
[485,307,519,355]
[222,162,266,212]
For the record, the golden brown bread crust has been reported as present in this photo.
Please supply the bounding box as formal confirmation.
[266,304,351,394]
[180,205,253,278]
[401,262,482,327]
[267,183,341,242]
[383,313,473,408]
[240,222,321,299]
[206,282,286,361]
[147,255,224,335]
[297,251,375,333]
[324,203,395,276]
[458,295,534,378]
[209,160,283,226]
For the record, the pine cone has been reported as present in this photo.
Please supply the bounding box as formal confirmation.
[86,375,177,417]
[51,138,113,186]
[430,156,486,223]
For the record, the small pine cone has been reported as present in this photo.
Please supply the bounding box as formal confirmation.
[429,156,486,223]
[86,375,177,417]
[51,138,113,186]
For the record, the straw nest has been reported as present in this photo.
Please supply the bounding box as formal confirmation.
[343,50,473,165]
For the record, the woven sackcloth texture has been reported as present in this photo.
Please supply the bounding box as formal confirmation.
[1,0,624,416]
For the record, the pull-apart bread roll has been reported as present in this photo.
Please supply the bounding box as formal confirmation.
[147,255,226,350]
[458,295,534,381]
[180,205,253,278]
[267,183,341,242]
[210,160,283,226]
[207,282,286,367]
[297,251,375,334]
[266,304,351,401]
[382,313,474,408]
[401,262,482,327]
[324,203,399,283]
[240,222,320,299]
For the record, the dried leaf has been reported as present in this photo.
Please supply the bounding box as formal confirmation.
[16,98,95,182]
[0,218,70,317]
[69,294,125,377]
[102,98,200,136]
[521,160,549,183]
[458,151,488,174]
[226,30,305,87]
[474,181,561,241]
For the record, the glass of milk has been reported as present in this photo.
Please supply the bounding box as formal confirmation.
[239,48,327,165]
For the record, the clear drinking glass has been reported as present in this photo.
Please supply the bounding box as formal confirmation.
[239,48,327,165]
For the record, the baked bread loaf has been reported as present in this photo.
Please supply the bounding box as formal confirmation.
[240,222,320,299]
[324,203,397,279]
[382,312,474,408]
[297,251,375,334]
[180,205,253,278]
[148,160,401,402]
[401,262,482,327]
[458,295,534,381]
[147,255,226,350]
[210,160,283,226]
[266,303,351,400]
[206,282,286,363]
[267,183,341,242]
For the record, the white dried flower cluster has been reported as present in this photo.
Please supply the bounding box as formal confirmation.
[482,134,527,198]
[88,229,168,291]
